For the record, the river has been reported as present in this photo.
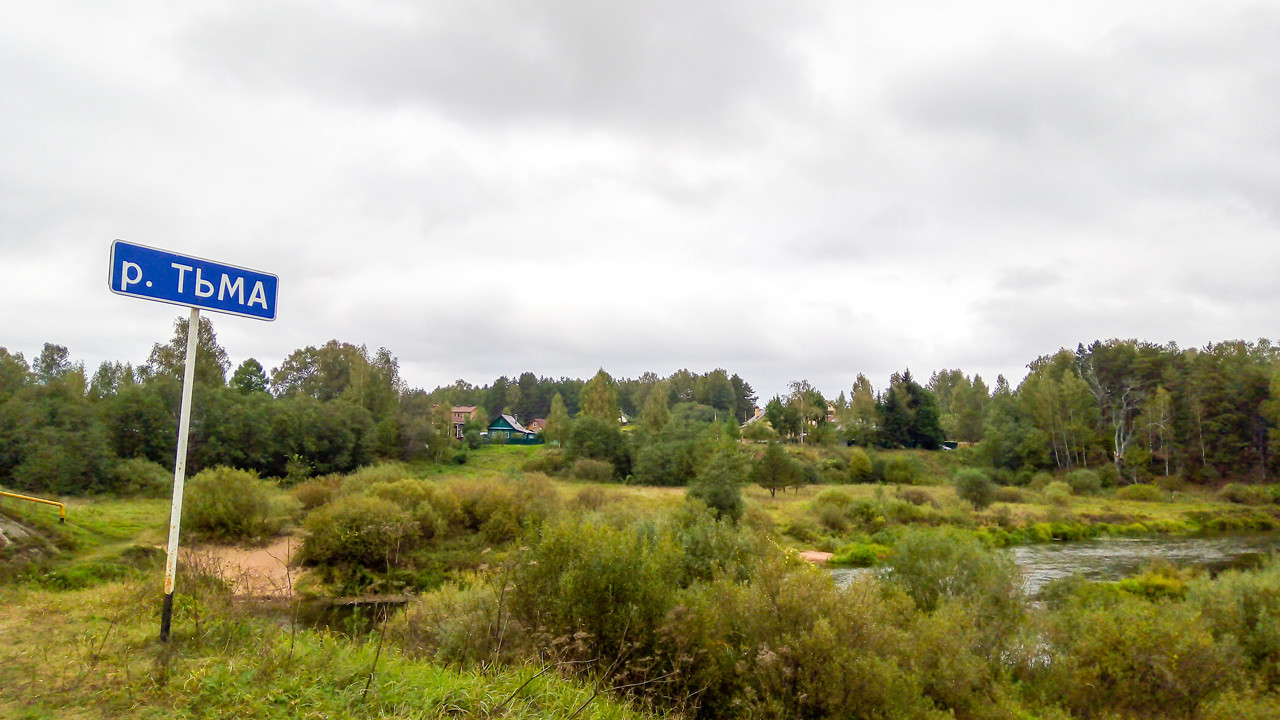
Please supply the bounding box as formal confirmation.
[829,533,1280,596]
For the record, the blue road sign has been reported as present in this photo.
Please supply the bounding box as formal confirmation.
[108,240,278,321]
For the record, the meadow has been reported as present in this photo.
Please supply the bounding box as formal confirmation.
[5,443,1280,719]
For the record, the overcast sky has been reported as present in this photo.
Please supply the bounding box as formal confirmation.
[3,0,1278,402]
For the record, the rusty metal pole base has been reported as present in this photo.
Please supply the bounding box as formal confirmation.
[160,591,175,641]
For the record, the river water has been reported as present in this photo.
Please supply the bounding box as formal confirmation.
[829,533,1280,596]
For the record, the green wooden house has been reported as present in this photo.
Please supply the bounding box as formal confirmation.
[486,414,543,445]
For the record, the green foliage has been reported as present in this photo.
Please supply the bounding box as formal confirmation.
[953,468,995,510]
[510,516,682,663]
[663,558,941,720]
[685,447,746,523]
[109,457,171,498]
[365,478,454,539]
[1043,480,1072,505]
[388,580,507,665]
[182,466,296,542]
[1113,562,1191,599]
[631,435,700,486]
[570,457,614,482]
[1218,482,1275,505]
[1186,557,1280,688]
[291,473,343,511]
[750,441,801,498]
[1039,592,1239,718]
[740,418,777,442]
[888,527,1023,619]
[543,392,571,445]
[146,315,230,386]
[1,577,658,720]
[831,541,892,566]
[299,494,416,570]
[228,358,269,394]
[1116,483,1164,501]
[847,446,874,481]
[578,368,619,421]
[877,369,946,449]
[565,415,629,479]
[520,448,566,475]
[883,454,923,485]
[0,381,113,495]
[448,475,560,541]
[1065,468,1102,495]
[992,485,1024,503]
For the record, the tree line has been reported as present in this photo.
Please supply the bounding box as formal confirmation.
[3,317,1278,495]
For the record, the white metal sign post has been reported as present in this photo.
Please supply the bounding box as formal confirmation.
[108,240,278,641]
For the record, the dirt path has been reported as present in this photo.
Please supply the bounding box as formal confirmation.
[797,550,834,564]
[188,535,300,598]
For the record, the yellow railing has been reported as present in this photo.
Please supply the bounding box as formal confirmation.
[0,491,66,523]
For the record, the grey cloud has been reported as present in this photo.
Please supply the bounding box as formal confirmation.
[179,1,811,137]
[887,9,1280,224]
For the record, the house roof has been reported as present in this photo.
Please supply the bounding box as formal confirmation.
[490,414,534,435]
[452,406,477,413]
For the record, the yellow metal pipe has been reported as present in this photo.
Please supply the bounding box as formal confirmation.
[0,491,66,523]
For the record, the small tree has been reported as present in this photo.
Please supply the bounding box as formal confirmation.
[544,393,571,445]
[750,441,801,498]
[848,447,874,482]
[686,447,746,522]
[954,468,996,510]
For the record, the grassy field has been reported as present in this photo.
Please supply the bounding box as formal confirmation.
[0,580,663,719]
[5,444,1280,719]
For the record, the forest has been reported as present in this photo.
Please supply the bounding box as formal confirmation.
[2,314,1279,498]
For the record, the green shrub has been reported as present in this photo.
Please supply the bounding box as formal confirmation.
[662,556,938,719]
[110,457,171,498]
[1200,690,1280,720]
[389,581,507,665]
[510,517,682,663]
[685,448,746,523]
[521,449,566,475]
[299,494,417,569]
[785,517,821,543]
[1113,562,1191,600]
[291,474,343,511]
[816,503,848,531]
[570,457,614,482]
[1096,463,1121,488]
[340,462,413,493]
[993,486,1024,503]
[1187,557,1280,687]
[571,486,610,511]
[1028,471,1054,491]
[953,468,995,510]
[889,527,1022,606]
[565,415,629,477]
[1218,483,1272,505]
[366,478,454,539]
[831,541,892,566]
[847,447,874,482]
[896,486,935,506]
[812,488,854,510]
[1065,469,1102,496]
[182,466,296,542]
[1040,594,1239,718]
[883,455,923,485]
[1043,481,1072,506]
[1116,483,1163,502]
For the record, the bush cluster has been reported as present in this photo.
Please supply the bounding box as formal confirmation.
[381,501,1280,720]
[181,466,297,542]
[1116,483,1164,502]
[953,468,995,510]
